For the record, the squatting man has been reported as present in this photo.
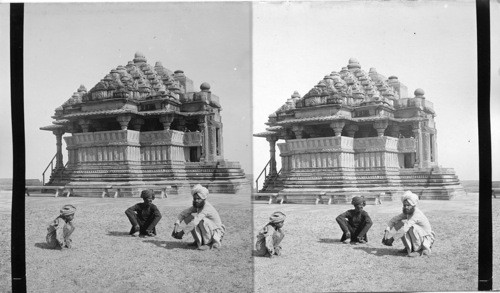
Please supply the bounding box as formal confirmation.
[171,184,226,250]
[382,191,435,257]
[46,204,76,249]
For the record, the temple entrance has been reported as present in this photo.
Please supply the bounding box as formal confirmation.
[190,147,201,162]
[403,153,415,168]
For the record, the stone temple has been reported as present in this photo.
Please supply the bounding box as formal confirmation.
[41,52,247,196]
[254,58,466,203]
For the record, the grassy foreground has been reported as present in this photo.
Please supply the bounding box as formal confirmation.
[4,192,253,293]
[1,191,499,292]
[253,193,489,292]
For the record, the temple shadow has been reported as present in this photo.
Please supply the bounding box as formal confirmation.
[352,246,403,257]
[107,231,131,237]
[142,239,196,250]
[34,242,54,250]
[318,238,342,244]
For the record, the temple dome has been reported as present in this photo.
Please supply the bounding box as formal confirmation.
[77,85,87,93]
[200,82,211,91]
[291,91,301,99]
[347,58,361,69]
[414,88,425,96]
[133,52,147,64]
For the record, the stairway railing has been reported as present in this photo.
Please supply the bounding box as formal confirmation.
[42,154,57,186]
[255,159,271,193]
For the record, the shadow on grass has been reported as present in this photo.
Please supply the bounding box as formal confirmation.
[252,250,268,257]
[107,231,131,237]
[34,242,55,250]
[143,239,197,250]
[352,246,404,257]
[318,238,342,244]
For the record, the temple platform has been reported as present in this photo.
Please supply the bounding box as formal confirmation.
[261,167,466,204]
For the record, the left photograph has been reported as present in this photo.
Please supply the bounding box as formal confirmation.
[19,3,252,292]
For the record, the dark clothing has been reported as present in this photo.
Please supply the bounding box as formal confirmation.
[125,203,162,235]
[336,209,373,242]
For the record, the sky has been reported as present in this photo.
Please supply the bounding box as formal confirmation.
[0,2,252,181]
[0,1,499,184]
[252,0,500,185]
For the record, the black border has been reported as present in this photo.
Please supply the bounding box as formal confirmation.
[476,0,493,290]
[9,1,494,292]
[10,3,26,293]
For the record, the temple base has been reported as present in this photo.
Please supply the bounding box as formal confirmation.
[48,160,249,196]
[262,167,466,204]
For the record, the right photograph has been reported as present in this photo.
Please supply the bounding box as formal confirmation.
[252,1,481,292]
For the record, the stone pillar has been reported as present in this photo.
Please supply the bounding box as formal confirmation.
[431,132,438,164]
[330,121,345,137]
[78,119,90,133]
[218,124,224,157]
[267,136,278,176]
[292,125,304,139]
[345,124,359,137]
[116,115,132,130]
[198,117,207,161]
[423,132,432,167]
[390,124,400,138]
[373,120,389,137]
[132,118,145,131]
[53,129,65,169]
[207,124,217,161]
[412,121,423,168]
[159,115,174,130]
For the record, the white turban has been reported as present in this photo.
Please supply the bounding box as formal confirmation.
[269,211,286,224]
[191,184,209,199]
[60,204,76,216]
[401,190,419,206]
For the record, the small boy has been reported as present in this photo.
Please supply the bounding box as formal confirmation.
[46,204,76,249]
[336,196,373,244]
[255,211,286,258]
[125,189,162,237]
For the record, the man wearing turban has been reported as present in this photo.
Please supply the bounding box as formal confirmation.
[172,184,225,250]
[336,196,373,244]
[382,190,435,257]
[125,189,162,237]
[255,211,286,258]
[46,204,76,249]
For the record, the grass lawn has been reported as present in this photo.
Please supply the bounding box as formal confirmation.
[2,191,253,293]
[1,190,499,292]
[253,193,488,292]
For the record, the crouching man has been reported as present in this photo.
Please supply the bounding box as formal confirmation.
[172,184,225,250]
[125,189,162,237]
[255,211,286,258]
[382,191,435,257]
[46,204,76,249]
[336,196,373,244]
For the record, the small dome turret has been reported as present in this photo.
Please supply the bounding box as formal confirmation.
[347,58,361,70]
[200,82,211,91]
[133,52,147,64]
[291,91,301,99]
[414,88,425,97]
